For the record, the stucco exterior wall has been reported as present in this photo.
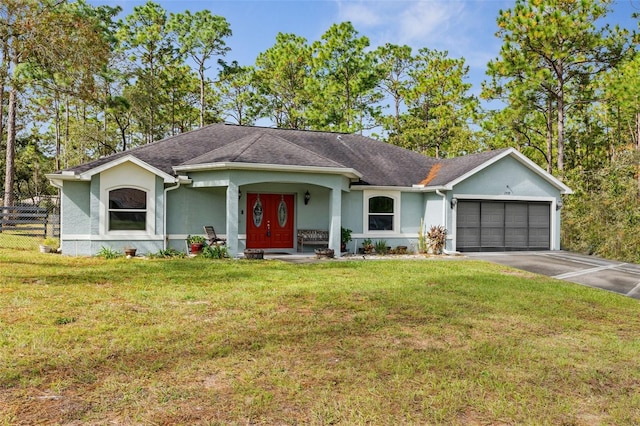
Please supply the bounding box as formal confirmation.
[59,180,91,256]
[453,156,560,198]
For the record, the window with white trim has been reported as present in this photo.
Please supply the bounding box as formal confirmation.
[108,188,147,231]
[368,195,395,231]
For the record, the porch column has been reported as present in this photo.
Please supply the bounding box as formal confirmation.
[226,182,239,257]
[328,187,341,253]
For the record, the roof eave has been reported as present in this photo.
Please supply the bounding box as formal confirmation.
[446,148,573,195]
[48,155,178,184]
[411,184,451,191]
[173,162,363,180]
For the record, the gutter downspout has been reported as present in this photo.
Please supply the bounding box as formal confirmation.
[435,189,458,255]
[163,178,184,250]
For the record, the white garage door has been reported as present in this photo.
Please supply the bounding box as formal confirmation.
[456,201,550,252]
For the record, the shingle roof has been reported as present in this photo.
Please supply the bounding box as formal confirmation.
[182,131,345,169]
[57,123,508,187]
[419,149,511,187]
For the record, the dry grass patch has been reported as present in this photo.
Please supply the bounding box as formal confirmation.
[1,249,640,424]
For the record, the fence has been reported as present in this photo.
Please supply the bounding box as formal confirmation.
[0,194,60,250]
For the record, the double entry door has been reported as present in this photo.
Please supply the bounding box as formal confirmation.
[246,193,294,249]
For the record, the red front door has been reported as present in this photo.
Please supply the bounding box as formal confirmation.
[246,193,294,249]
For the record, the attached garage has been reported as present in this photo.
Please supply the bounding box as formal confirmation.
[456,200,551,252]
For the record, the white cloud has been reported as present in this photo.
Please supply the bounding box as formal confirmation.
[336,1,382,27]
[333,1,469,49]
[397,1,465,44]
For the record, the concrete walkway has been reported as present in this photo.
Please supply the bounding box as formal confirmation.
[467,251,640,300]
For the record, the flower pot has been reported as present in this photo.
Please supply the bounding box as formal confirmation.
[39,245,52,253]
[124,248,137,257]
[190,243,204,254]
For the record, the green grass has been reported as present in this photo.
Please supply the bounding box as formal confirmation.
[1,249,640,425]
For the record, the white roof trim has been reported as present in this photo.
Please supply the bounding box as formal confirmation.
[47,155,178,183]
[440,148,573,194]
[173,161,363,180]
[351,184,425,192]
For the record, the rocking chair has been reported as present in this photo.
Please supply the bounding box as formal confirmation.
[203,225,226,246]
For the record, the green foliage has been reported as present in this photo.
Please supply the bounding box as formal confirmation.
[484,0,631,173]
[149,248,187,258]
[200,244,229,259]
[42,238,59,250]
[168,9,231,127]
[216,60,265,125]
[187,235,206,244]
[53,316,76,326]
[562,151,640,262]
[341,227,352,244]
[254,32,312,129]
[307,22,383,133]
[96,246,122,259]
[373,239,388,255]
[398,48,480,158]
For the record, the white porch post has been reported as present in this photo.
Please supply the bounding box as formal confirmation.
[226,182,239,257]
[329,187,341,253]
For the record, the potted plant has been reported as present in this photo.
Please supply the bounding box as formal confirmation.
[39,237,59,253]
[341,227,352,252]
[187,235,206,254]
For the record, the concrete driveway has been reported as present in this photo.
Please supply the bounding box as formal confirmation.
[467,251,640,300]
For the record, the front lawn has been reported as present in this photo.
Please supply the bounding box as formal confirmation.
[1,249,639,424]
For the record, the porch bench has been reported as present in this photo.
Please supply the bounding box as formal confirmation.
[297,229,329,252]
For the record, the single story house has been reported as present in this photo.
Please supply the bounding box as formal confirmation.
[46,123,572,257]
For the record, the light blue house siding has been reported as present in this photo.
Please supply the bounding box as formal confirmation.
[339,189,433,254]
[60,180,92,256]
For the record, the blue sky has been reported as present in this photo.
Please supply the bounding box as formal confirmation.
[95,0,639,98]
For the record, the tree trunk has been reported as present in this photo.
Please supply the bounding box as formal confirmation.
[546,96,553,174]
[199,66,205,127]
[4,87,17,207]
[636,104,640,196]
[556,87,565,175]
[0,81,4,142]
[54,94,61,170]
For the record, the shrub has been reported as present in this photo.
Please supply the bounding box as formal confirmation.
[96,246,122,259]
[427,225,447,254]
[201,245,229,259]
[362,238,374,254]
[42,237,60,250]
[150,248,187,258]
[374,240,388,255]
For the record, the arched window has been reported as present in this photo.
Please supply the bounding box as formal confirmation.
[368,196,394,231]
[108,188,147,231]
